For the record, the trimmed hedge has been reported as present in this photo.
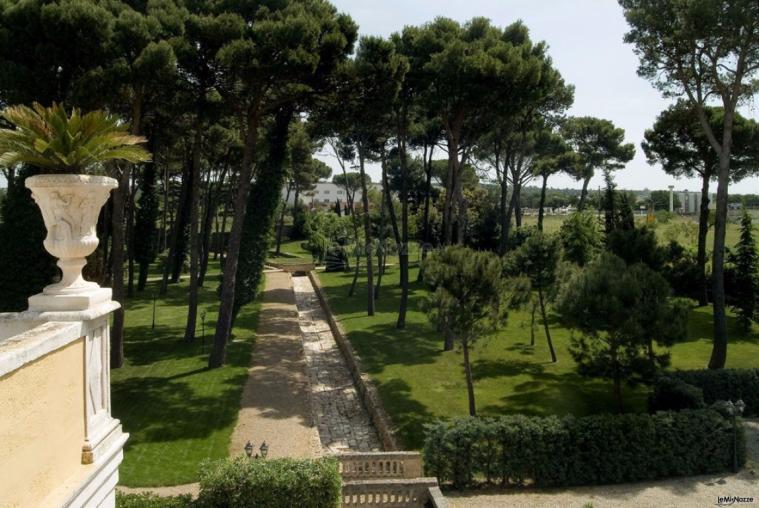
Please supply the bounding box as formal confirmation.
[649,376,705,412]
[664,369,759,416]
[423,410,745,489]
[116,493,192,508]
[196,457,341,508]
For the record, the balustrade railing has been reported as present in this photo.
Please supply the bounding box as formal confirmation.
[337,452,422,480]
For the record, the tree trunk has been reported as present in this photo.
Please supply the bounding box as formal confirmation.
[444,331,455,351]
[538,173,548,232]
[462,338,476,416]
[418,144,434,281]
[611,341,623,412]
[109,94,142,369]
[397,133,409,329]
[358,147,374,316]
[514,186,522,229]
[709,148,731,369]
[697,172,711,306]
[275,183,291,256]
[110,166,130,369]
[498,169,509,255]
[538,286,556,363]
[198,173,215,287]
[209,108,260,369]
[530,299,537,346]
[160,163,190,294]
[578,174,592,211]
[218,180,232,262]
[171,163,193,284]
[375,181,387,299]
[443,134,460,245]
[126,171,137,297]
[503,184,518,251]
[184,124,203,343]
[160,164,169,251]
[349,255,361,297]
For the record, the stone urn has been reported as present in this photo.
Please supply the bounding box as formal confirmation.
[25,174,118,311]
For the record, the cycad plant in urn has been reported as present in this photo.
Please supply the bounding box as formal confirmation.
[0,103,151,310]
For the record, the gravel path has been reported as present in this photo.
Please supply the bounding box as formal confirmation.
[117,271,322,498]
[449,419,759,508]
[292,274,381,453]
[227,271,322,460]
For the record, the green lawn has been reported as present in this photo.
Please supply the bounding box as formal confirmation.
[112,265,260,487]
[318,263,759,450]
[268,239,313,265]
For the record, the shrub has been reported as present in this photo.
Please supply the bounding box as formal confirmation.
[196,457,341,508]
[649,377,705,412]
[558,211,602,266]
[666,369,759,416]
[116,493,192,508]
[423,410,745,489]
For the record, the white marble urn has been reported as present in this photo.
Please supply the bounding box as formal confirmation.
[25,174,118,311]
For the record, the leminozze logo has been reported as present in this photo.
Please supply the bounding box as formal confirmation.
[716,496,755,507]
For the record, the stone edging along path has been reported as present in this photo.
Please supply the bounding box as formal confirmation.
[307,270,400,451]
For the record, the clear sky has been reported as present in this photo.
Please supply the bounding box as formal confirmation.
[320,0,759,195]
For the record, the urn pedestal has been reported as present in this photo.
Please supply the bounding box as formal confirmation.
[25,174,118,312]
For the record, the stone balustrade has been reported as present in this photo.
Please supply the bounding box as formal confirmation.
[341,478,440,507]
[337,452,423,480]
[336,452,448,508]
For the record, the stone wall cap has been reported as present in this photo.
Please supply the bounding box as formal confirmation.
[25,174,118,188]
[0,321,81,377]
[19,300,120,322]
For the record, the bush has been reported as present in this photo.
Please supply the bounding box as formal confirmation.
[196,457,341,508]
[666,369,759,416]
[423,410,745,489]
[116,493,192,508]
[649,377,705,412]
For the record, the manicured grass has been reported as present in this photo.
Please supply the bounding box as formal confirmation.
[112,265,260,487]
[318,264,759,450]
[268,239,313,265]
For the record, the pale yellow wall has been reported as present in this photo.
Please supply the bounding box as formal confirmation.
[0,338,85,508]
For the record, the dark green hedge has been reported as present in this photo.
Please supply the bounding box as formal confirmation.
[664,369,759,416]
[196,457,341,508]
[423,410,745,489]
[649,376,705,412]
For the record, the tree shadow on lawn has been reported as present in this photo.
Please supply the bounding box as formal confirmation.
[344,320,445,375]
[478,369,648,417]
[122,323,252,368]
[377,378,435,450]
[684,306,759,345]
[471,358,547,380]
[113,370,247,446]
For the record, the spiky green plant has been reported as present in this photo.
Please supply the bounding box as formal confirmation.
[0,102,151,174]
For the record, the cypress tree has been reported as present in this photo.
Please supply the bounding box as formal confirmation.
[134,162,159,291]
[732,209,758,332]
[0,167,57,311]
[233,108,293,319]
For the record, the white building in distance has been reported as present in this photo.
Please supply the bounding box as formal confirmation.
[281,181,381,208]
